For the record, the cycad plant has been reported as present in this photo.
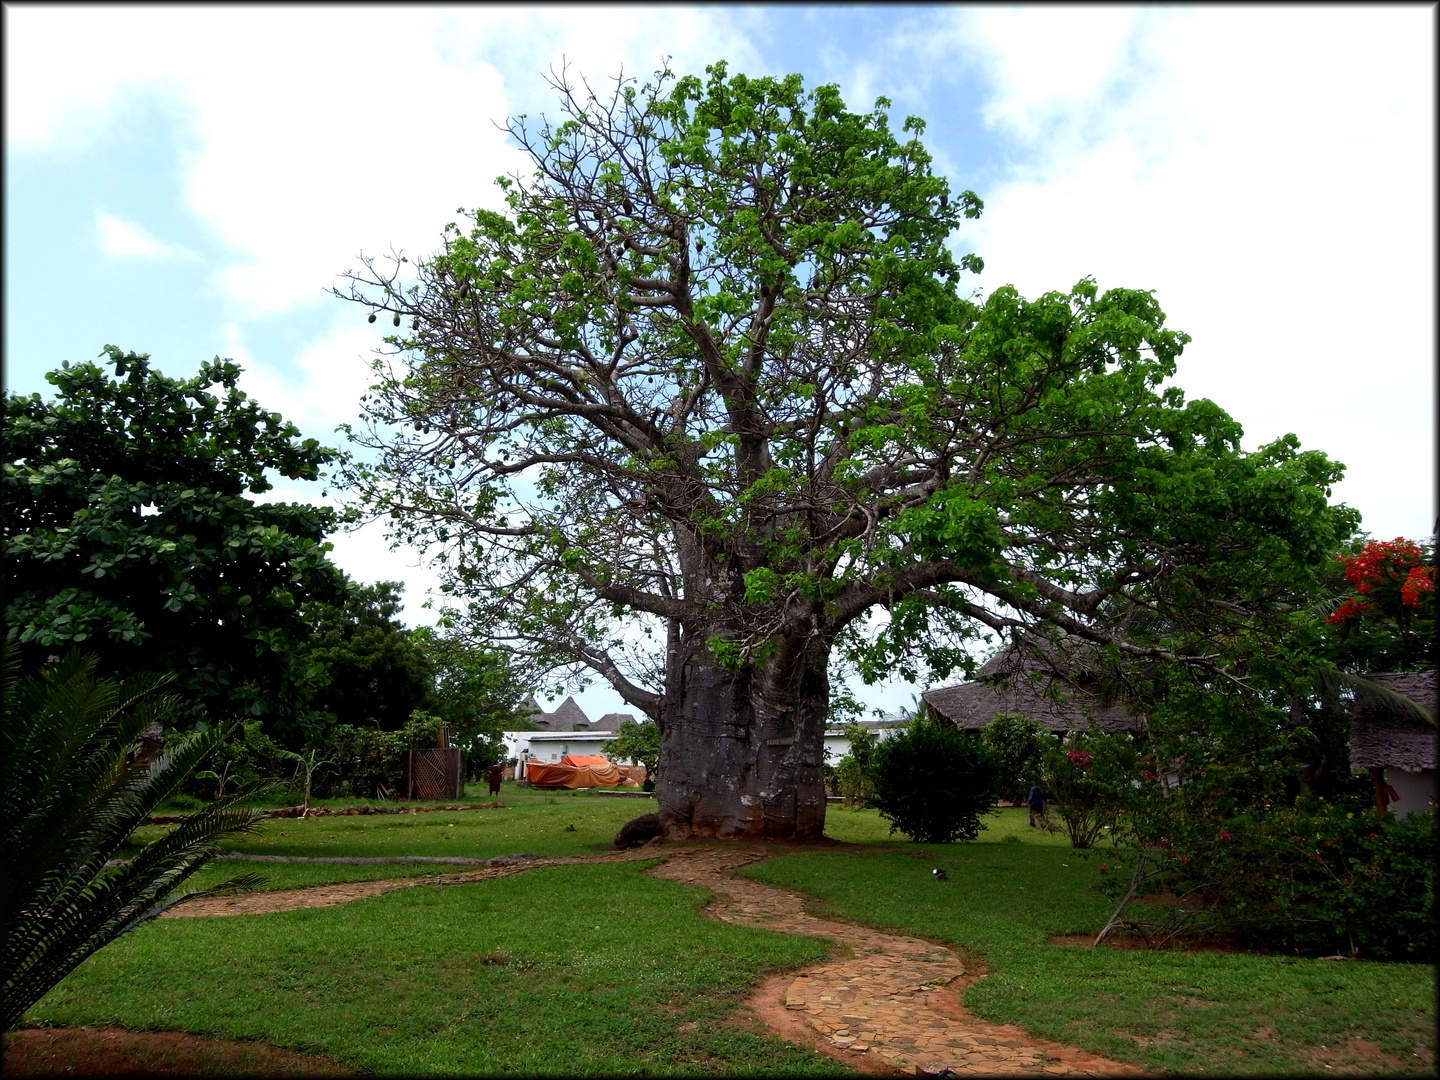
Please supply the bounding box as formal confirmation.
[2,646,270,1030]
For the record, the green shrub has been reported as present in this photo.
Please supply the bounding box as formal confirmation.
[179,720,283,800]
[869,719,1001,843]
[1228,803,1435,961]
[1040,730,1139,848]
[1100,779,1435,961]
[979,712,1049,804]
[833,723,879,806]
[326,710,458,798]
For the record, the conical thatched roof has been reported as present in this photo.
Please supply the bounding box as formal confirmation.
[525,695,592,731]
[549,697,590,731]
[597,712,639,730]
[1349,670,1437,773]
[922,637,1145,735]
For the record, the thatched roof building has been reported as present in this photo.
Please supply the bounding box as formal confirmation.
[1348,670,1436,774]
[523,695,592,731]
[922,637,1145,735]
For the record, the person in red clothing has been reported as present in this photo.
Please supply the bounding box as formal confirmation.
[487,762,504,796]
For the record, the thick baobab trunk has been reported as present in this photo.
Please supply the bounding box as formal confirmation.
[655,634,831,840]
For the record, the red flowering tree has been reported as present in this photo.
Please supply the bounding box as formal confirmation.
[1039,731,1139,849]
[1326,537,1435,672]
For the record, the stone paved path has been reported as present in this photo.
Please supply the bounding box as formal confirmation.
[165,843,1141,1076]
[646,846,1142,1077]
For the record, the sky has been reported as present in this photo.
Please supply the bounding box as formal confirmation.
[5,4,1435,722]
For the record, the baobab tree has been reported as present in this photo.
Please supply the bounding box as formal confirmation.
[335,63,1355,839]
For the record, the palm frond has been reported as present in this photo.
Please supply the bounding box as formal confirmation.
[2,644,273,1031]
[1314,667,1436,727]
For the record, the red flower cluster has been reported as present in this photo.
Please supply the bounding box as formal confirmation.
[1400,565,1435,607]
[1066,749,1093,770]
[1326,598,1370,625]
[1328,537,1434,627]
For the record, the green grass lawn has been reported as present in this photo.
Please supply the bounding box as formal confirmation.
[27,790,1435,1076]
[29,861,839,1076]
[134,782,654,893]
[745,812,1436,1076]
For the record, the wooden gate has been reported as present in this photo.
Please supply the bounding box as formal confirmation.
[407,747,463,800]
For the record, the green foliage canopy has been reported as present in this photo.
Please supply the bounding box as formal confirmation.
[869,718,1001,843]
[412,627,529,753]
[335,62,1358,712]
[2,349,347,740]
[295,580,436,732]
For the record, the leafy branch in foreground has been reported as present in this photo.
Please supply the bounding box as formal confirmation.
[1,646,270,1030]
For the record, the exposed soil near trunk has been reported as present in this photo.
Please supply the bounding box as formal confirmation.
[1,1026,352,1076]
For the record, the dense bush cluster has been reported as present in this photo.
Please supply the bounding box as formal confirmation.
[869,719,1002,843]
[1039,730,1140,849]
[1100,795,1435,962]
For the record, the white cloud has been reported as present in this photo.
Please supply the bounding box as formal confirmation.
[4,6,175,153]
[935,6,1436,541]
[961,6,1147,147]
[95,210,199,261]
[8,5,768,321]
[222,318,391,440]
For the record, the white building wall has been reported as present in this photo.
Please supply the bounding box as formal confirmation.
[1387,767,1437,818]
[504,726,900,777]
[502,730,635,774]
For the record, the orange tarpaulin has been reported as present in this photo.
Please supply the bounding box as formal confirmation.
[560,755,610,767]
[525,754,633,788]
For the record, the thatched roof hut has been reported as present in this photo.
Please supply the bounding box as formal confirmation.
[922,637,1145,735]
[1348,670,1436,774]
[525,695,592,731]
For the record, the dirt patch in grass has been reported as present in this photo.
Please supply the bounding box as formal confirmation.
[1300,1036,1433,1075]
[2,1026,353,1076]
[1050,932,1252,953]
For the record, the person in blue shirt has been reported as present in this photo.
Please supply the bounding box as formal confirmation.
[1026,784,1046,829]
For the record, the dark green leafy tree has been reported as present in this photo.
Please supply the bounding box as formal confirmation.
[1,647,269,1031]
[335,62,1357,840]
[2,348,347,741]
[296,579,436,732]
[869,718,1001,843]
[979,712,1050,805]
[412,628,527,775]
[414,628,528,739]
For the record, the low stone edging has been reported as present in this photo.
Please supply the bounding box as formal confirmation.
[143,802,505,825]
